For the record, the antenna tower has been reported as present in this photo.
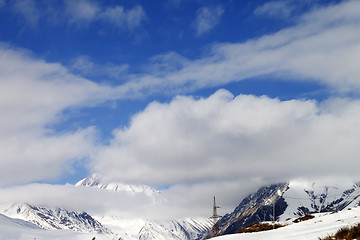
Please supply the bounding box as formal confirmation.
[210,196,221,223]
[210,196,222,236]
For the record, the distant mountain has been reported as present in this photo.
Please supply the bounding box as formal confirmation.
[1,203,111,234]
[75,174,212,240]
[137,219,212,240]
[204,181,360,238]
[0,174,212,240]
[75,173,163,201]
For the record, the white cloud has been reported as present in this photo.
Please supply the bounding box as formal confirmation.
[0,183,157,217]
[92,89,360,186]
[99,5,146,30]
[254,1,295,18]
[64,0,100,25]
[7,0,147,31]
[89,89,360,215]
[63,0,146,30]
[0,44,129,186]
[12,0,40,27]
[125,0,360,95]
[70,55,129,79]
[193,5,224,36]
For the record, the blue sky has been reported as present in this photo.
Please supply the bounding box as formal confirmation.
[0,0,360,215]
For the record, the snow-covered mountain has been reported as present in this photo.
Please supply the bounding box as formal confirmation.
[1,203,111,234]
[0,174,212,240]
[213,206,360,240]
[74,174,212,240]
[0,212,113,240]
[204,180,360,238]
[75,173,163,201]
[1,178,360,240]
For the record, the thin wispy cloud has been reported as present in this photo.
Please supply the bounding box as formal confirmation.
[126,0,360,95]
[3,0,146,31]
[70,55,129,80]
[193,5,224,36]
[64,0,100,25]
[65,0,147,30]
[99,5,146,30]
[254,1,295,18]
[12,0,40,27]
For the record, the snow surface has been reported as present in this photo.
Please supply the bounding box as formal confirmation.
[0,213,111,240]
[280,180,360,220]
[213,206,360,240]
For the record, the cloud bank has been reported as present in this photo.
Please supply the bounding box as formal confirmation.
[92,89,360,186]
[89,89,360,215]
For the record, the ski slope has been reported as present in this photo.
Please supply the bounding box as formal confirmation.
[213,206,360,240]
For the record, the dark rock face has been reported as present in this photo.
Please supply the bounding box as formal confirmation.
[203,183,289,239]
[202,181,360,239]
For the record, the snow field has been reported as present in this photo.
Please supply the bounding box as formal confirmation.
[213,206,360,240]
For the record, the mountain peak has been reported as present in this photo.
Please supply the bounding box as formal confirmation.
[75,173,102,187]
[75,174,163,200]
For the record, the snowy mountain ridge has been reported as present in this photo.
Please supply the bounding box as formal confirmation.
[2,178,359,240]
[213,206,360,240]
[75,173,163,201]
[205,180,360,238]
[0,174,212,240]
[0,203,111,234]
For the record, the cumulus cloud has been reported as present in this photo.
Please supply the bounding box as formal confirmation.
[89,89,360,214]
[0,44,131,186]
[193,5,224,36]
[92,90,360,185]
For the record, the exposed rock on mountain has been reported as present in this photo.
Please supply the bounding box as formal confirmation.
[204,181,360,238]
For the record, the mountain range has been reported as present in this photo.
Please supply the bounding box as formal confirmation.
[1,176,360,240]
[0,174,212,240]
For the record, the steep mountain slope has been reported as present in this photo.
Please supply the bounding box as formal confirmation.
[213,206,360,240]
[205,181,360,238]
[0,212,115,240]
[1,203,111,234]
